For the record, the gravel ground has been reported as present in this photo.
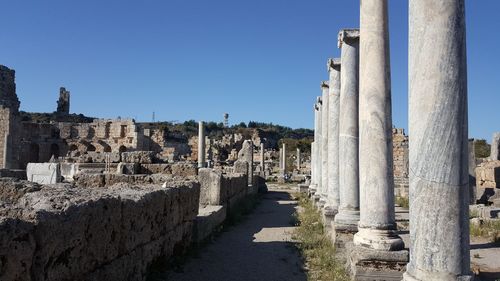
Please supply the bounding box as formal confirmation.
[161,188,307,281]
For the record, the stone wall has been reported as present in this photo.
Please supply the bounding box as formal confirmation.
[0,180,200,281]
[392,128,409,197]
[198,168,248,208]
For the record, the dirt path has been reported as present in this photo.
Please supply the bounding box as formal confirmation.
[159,189,307,281]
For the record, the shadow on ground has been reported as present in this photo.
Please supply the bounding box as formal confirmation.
[149,190,307,281]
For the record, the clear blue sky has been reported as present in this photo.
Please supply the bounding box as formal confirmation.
[1,1,498,140]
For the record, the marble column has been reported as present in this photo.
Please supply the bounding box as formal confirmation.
[404,1,471,280]
[279,148,283,174]
[315,96,323,202]
[282,143,287,174]
[325,58,341,215]
[198,121,206,168]
[260,143,265,173]
[490,132,500,160]
[320,81,329,207]
[353,0,404,250]
[310,141,316,191]
[296,148,301,170]
[334,30,360,231]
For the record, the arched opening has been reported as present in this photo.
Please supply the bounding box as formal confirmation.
[118,145,127,153]
[29,143,40,163]
[69,144,78,152]
[87,144,96,152]
[50,144,60,159]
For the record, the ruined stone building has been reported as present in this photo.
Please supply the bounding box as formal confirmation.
[0,65,296,170]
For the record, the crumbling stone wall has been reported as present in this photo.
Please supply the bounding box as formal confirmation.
[392,128,409,196]
[0,180,200,281]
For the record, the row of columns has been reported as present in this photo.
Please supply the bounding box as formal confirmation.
[308,0,471,279]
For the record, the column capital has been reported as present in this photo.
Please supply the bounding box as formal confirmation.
[338,28,360,48]
[327,58,341,72]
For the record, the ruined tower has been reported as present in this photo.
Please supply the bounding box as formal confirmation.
[0,65,20,113]
[0,65,21,168]
[57,87,70,114]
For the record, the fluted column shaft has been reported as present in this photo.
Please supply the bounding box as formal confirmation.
[326,58,341,212]
[320,82,329,205]
[404,1,471,280]
[353,0,404,250]
[334,30,360,231]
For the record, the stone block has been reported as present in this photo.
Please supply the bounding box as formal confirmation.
[349,244,408,281]
[193,205,226,243]
[476,161,500,189]
[26,163,61,184]
[121,151,156,164]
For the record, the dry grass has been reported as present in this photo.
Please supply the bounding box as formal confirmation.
[291,193,349,281]
[395,196,409,209]
[470,219,500,244]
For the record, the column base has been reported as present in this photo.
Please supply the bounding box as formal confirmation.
[403,268,474,281]
[353,226,405,251]
[334,209,360,233]
[321,205,338,235]
[350,244,409,281]
[318,197,327,208]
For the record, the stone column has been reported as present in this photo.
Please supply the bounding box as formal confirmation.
[315,96,323,202]
[282,143,287,174]
[334,30,360,231]
[404,1,471,280]
[296,148,301,170]
[260,143,265,172]
[490,132,500,160]
[198,121,206,168]
[320,81,329,207]
[310,141,316,191]
[279,148,283,174]
[353,0,404,251]
[325,58,341,217]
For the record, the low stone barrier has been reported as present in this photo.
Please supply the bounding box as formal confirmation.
[198,168,248,209]
[0,181,200,281]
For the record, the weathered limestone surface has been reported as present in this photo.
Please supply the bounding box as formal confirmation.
[354,0,404,252]
[198,168,248,207]
[26,163,61,184]
[404,0,471,280]
[320,82,329,205]
[326,58,341,212]
[335,29,360,231]
[476,161,500,189]
[235,140,253,186]
[121,151,156,164]
[0,181,200,281]
[139,163,198,176]
[56,87,70,115]
[393,129,409,197]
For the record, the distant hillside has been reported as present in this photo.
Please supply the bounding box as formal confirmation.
[140,120,314,151]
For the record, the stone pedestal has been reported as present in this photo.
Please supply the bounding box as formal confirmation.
[354,0,404,252]
[350,245,409,281]
[404,0,472,280]
[198,121,206,168]
[325,58,341,217]
[334,29,360,232]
